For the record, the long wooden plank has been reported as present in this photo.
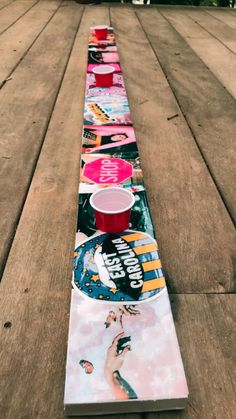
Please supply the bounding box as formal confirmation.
[110,6,236,293]
[185,8,236,54]
[206,294,236,376]
[137,7,236,224]
[0,2,83,279]
[0,0,61,86]
[0,5,139,419]
[206,8,236,30]
[160,8,236,100]
[145,294,236,419]
[0,0,38,35]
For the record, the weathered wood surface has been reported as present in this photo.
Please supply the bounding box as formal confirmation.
[206,8,236,30]
[0,0,14,10]
[0,0,60,86]
[0,0,38,35]
[112,6,236,293]
[137,7,236,223]
[0,1,82,277]
[163,9,236,99]
[185,8,236,54]
[160,8,236,100]
[0,5,111,419]
[0,3,235,419]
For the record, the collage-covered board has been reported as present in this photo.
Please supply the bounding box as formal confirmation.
[64,26,188,416]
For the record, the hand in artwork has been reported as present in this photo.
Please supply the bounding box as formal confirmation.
[104,332,137,400]
[118,305,140,328]
[119,305,140,316]
[105,332,131,375]
[104,306,140,330]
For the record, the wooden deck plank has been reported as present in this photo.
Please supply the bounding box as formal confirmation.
[206,294,236,376]
[185,8,236,54]
[0,0,14,10]
[0,4,235,419]
[0,291,70,419]
[206,8,236,30]
[137,7,236,223]
[145,294,236,419]
[110,6,236,293]
[0,0,38,35]
[0,0,61,86]
[0,5,137,419]
[0,1,83,279]
[160,8,236,100]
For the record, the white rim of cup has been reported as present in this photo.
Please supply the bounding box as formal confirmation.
[93,25,108,30]
[92,65,115,75]
[90,187,135,215]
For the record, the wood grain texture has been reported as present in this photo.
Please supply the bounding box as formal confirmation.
[111,6,236,293]
[0,0,60,85]
[137,7,236,223]
[145,294,236,419]
[0,0,15,10]
[185,8,236,54]
[205,293,236,375]
[160,8,236,100]
[0,1,82,279]
[0,291,71,419]
[0,0,38,35]
[0,5,131,419]
[0,4,235,419]
[206,8,236,30]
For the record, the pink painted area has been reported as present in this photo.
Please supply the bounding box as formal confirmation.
[82,126,136,153]
[83,157,133,184]
[84,125,135,140]
[101,52,119,63]
[64,289,189,405]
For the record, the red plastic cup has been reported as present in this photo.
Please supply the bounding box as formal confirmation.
[92,65,115,88]
[94,25,108,40]
[90,187,135,233]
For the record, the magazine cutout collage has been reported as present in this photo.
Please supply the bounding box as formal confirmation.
[64,27,189,416]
